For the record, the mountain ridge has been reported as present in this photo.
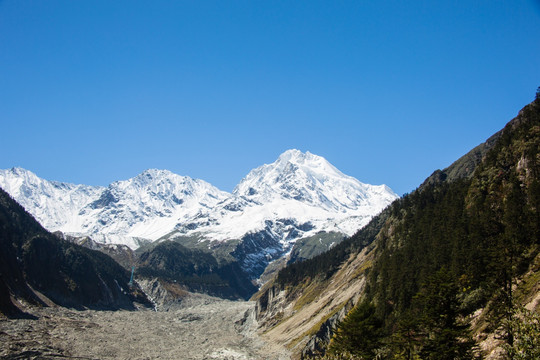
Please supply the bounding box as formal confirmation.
[0,151,397,280]
[0,187,151,316]
[1,151,397,248]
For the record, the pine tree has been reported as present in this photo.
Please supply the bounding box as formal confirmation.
[414,268,481,360]
[388,313,422,360]
[328,300,384,359]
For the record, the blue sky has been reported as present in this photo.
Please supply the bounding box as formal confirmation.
[1,1,539,195]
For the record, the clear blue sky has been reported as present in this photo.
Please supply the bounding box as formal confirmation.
[1,1,539,195]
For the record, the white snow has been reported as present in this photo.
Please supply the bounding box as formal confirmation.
[0,150,399,250]
[167,149,397,243]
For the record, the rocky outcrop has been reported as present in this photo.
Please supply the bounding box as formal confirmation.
[254,283,291,329]
[253,246,374,358]
[301,299,355,359]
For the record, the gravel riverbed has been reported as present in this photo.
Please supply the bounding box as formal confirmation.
[0,296,290,360]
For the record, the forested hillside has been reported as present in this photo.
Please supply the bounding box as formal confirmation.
[136,240,257,300]
[0,188,150,316]
[261,93,540,359]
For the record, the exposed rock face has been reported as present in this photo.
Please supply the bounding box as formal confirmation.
[253,246,373,357]
[254,284,290,329]
[301,300,355,359]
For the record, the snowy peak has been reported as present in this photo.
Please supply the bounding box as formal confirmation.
[75,169,230,243]
[276,149,345,178]
[0,167,97,195]
[101,169,228,210]
[0,167,104,232]
[234,149,396,212]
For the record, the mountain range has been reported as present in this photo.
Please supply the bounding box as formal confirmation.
[0,149,398,280]
[1,95,539,359]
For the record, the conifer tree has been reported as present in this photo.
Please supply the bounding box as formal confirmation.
[328,300,384,359]
[414,268,481,360]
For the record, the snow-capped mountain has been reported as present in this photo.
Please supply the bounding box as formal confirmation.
[75,169,230,245]
[0,168,229,249]
[166,149,397,242]
[235,149,381,209]
[236,149,396,229]
[0,150,398,277]
[0,167,104,232]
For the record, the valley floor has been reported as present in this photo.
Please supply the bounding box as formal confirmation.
[0,297,290,360]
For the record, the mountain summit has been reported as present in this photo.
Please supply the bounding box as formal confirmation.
[235,149,396,211]
[163,150,397,244]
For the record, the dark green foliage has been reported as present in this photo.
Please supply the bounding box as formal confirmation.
[367,97,540,332]
[0,189,46,316]
[504,307,540,360]
[328,300,384,359]
[386,312,422,360]
[414,269,480,360]
[21,235,146,309]
[369,178,478,325]
[464,99,540,344]
[137,241,221,282]
[137,241,257,299]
